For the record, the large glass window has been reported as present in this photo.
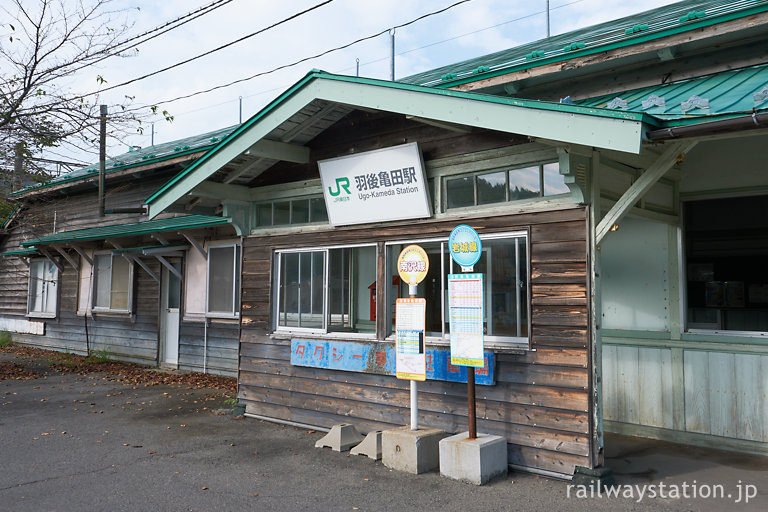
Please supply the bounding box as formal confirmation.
[276,245,376,333]
[27,259,58,317]
[684,195,768,333]
[445,162,568,210]
[386,233,529,347]
[207,244,241,318]
[93,253,132,312]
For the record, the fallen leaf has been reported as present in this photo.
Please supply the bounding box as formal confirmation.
[253,451,258,456]
[253,493,259,497]
[122,443,129,446]
[201,486,208,491]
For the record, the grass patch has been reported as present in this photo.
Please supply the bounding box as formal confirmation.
[0,330,12,347]
[85,349,111,364]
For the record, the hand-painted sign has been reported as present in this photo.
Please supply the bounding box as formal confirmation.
[448,273,485,367]
[318,142,431,226]
[395,298,426,381]
[397,245,429,286]
[448,224,482,270]
[290,339,495,385]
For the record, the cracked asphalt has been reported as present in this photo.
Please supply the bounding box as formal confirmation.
[1,354,767,512]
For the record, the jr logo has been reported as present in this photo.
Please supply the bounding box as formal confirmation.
[328,177,351,197]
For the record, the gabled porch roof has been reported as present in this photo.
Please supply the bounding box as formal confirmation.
[145,70,653,219]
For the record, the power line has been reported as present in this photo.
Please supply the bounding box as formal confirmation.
[123,0,473,112]
[69,0,236,74]
[65,0,335,103]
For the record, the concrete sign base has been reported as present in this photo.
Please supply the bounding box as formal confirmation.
[382,426,448,474]
[315,423,364,452]
[439,432,508,485]
[350,431,382,460]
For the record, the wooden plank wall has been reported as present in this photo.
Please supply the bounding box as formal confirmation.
[178,321,239,376]
[239,207,592,476]
[0,177,166,358]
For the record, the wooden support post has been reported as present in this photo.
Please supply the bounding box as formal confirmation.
[52,246,79,271]
[596,141,696,244]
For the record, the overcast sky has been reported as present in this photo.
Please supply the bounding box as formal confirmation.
[42,0,681,165]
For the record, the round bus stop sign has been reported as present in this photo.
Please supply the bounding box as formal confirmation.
[397,244,429,285]
[448,224,482,270]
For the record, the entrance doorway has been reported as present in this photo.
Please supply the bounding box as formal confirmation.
[160,259,182,366]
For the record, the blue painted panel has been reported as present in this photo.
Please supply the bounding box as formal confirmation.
[291,339,495,385]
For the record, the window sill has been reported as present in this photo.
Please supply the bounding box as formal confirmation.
[272,331,377,341]
[206,313,240,320]
[26,312,56,319]
[91,309,132,318]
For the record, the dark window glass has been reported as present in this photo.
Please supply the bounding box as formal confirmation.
[508,166,540,200]
[446,176,474,209]
[477,171,506,205]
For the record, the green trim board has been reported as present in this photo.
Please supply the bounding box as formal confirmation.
[146,71,650,218]
[400,0,768,88]
[1,248,40,256]
[20,215,231,246]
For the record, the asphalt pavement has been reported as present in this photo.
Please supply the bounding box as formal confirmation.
[1,351,766,512]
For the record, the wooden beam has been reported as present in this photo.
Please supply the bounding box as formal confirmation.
[71,246,93,266]
[596,141,696,243]
[190,181,252,202]
[107,240,160,283]
[37,247,64,273]
[181,233,206,258]
[151,234,170,245]
[279,102,338,142]
[155,255,183,280]
[52,245,79,271]
[600,198,679,226]
[222,155,267,185]
[244,138,310,164]
[405,116,472,133]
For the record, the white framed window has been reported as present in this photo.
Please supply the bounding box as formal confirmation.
[27,259,58,317]
[274,244,377,334]
[386,232,529,348]
[444,162,568,210]
[92,252,133,313]
[206,243,241,318]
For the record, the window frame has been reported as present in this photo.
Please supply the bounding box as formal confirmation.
[91,251,134,314]
[273,242,378,337]
[254,194,328,228]
[442,161,568,212]
[384,230,530,349]
[205,242,242,319]
[26,258,59,318]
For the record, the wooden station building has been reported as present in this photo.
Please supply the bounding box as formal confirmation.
[3,0,768,478]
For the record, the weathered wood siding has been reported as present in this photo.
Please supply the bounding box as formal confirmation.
[178,321,239,376]
[1,172,239,375]
[239,207,592,476]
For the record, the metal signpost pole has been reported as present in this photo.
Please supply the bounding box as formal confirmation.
[409,283,418,431]
[396,245,429,432]
[448,225,483,441]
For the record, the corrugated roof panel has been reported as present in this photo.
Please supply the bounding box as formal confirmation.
[575,63,768,119]
[13,125,239,196]
[20,215,230,246]
[399,0,768,88]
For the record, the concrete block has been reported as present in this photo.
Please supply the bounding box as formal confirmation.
[382,426,448,474]
[572,466,615,490]
[314,423,364,452]
[439,432,508,485]
[350,431,382,460]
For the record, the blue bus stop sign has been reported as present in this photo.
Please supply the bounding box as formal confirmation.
[448,224,482,269]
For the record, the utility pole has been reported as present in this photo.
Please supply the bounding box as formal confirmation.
[99,105,107,217]
[546,0,551,37]
[390,29,395,81]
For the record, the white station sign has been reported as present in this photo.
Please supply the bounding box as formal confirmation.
[318,142,431,226]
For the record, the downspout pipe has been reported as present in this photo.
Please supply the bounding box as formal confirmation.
[647,111,768,141]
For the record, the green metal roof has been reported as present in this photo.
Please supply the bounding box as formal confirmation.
[11,125,238,197]
[1,248,40,256]
[146,69,653,212]
[575,63,768,124]
[20,215,230,246]
[399,0,768,88]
